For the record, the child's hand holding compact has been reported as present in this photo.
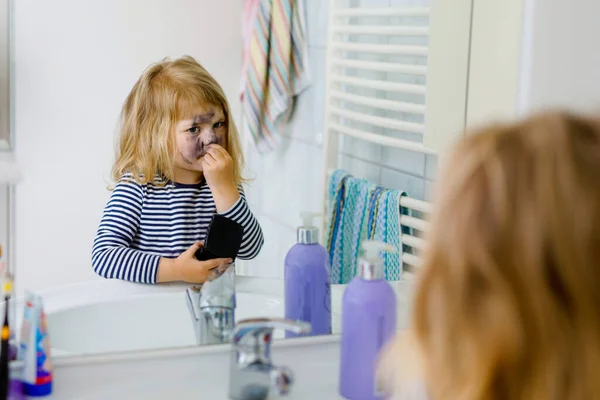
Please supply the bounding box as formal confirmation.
[158,241,232,284]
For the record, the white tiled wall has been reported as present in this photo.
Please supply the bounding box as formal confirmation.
[243,0,438,279]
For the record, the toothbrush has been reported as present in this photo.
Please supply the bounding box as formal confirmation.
[0,277,11,400]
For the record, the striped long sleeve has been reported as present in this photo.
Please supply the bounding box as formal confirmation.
[92,179,161,283]
[91,176,264,284]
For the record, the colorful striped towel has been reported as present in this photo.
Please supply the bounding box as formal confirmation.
[242,0,310,153]
[240,0,260,100]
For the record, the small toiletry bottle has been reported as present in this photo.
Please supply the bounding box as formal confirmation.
[284,212,332,338]
[339,240,397,400]
[19,293,52,397]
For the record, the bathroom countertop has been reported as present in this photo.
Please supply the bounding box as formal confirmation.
[4,275,417,398]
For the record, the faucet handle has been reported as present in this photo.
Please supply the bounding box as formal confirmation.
[232,317,311,346]
[229,318,311,399]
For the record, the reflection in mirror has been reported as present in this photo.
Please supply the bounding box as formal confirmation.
[7,0,471,359]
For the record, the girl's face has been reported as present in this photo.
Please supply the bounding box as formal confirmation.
[174,104,227,173]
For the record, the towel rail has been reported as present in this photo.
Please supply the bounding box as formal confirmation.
[329,123,436,154]
[400,197,433,214]
[323,5,435,275]
[401,234,425,250]
[331,107,425,133]
[325,168,433,215]
[333,59,428,75]
[400,215,430,233]
[330,90,426,114]
[333,26,428,36]
[402,253,423,268]
[331,76,426,95]
[331,42,428,57]
[334,7,430,18]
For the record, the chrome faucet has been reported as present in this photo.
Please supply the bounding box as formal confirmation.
[228,318,311,400]
[186,265,236,345]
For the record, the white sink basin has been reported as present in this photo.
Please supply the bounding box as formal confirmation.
[47,290,284,355]
[15,275,410,356]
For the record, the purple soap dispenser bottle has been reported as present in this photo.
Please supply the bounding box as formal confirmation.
[339,240,397,400]
[284,212,332,338]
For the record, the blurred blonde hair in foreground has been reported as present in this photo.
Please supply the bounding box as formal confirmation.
[380,111,600,400]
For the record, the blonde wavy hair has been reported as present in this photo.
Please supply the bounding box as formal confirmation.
[413,111,600,399]
[112,55,245,186]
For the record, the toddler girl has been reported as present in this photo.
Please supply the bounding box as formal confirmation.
[92,56,264,284]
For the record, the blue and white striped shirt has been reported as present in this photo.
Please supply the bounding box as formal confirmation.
[91,175,264,283]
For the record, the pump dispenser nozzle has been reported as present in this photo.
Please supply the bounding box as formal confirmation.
[297,212,320,244]
[357,240,396,280]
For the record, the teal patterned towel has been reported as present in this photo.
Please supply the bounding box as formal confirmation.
[382,190,405,280]
[324,169,349,284]
[364,187,407,281]
[341,176,373,282]
[325,170,373,284]
[325,169,410,283]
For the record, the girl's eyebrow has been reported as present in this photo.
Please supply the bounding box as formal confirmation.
[192,112,215,124]
[191,111,225,124]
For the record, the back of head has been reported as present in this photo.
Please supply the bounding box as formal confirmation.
[113,55,244,185]
[413,111,600,399]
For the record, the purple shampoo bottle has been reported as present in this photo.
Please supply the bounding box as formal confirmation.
[284,212,332,338]
[339,240,397,400]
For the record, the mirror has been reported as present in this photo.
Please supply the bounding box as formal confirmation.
[4,0,472,357]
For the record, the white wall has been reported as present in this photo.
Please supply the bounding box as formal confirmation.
[13,0,243,293]
[465,0,600,125]
[466,0,525,128]
[518,0,600,114]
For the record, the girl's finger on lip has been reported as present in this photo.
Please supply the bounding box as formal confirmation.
[209,144,226,155]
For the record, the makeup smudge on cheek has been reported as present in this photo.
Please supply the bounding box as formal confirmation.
[178,134,202,165]
[179,151,195,165]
